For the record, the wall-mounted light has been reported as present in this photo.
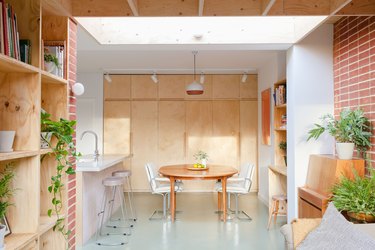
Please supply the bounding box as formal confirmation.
[151,72,159,83]
[200,72,205,84]
[104,73,112,83]
[241,72,248,83]
[72,82,85,96]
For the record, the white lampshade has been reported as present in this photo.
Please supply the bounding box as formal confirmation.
[72,82,85,96]
[186,81,203,95]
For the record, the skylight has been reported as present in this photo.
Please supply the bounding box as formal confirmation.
[76,16,327,45]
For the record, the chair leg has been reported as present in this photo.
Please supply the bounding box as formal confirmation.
[149,193,169,220]
[234,194,252,221]
[267,201,275,230]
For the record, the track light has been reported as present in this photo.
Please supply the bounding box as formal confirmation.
[241,72,248,83]
[104,73,112,83]
[151,72,158,83]
[200,72,205,84]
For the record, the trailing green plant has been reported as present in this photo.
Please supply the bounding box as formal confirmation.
[0,163,15,220]
[331,169,375,216]
[41,111,80,244]
[194,150,209,161]
[44,53,60,68]
[279,141,287,151]
[307,108,372,157]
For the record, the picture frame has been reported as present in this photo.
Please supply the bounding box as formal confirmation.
[1,216,11,237]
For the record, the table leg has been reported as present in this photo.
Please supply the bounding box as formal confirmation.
[218,189,222,212]
[222,177,227,222]
[170,177,175,222]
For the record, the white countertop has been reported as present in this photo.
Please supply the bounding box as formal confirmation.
[76,154,131,172]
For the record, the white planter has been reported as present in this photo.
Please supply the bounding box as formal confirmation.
[336,142,354,160]
[201,159,207,167]
[40,132,53,149]
[0,224,5,249]
[0,131,15,153]
[44,61,57,74]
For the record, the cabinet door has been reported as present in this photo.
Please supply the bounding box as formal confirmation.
[131,101,158,190]
[212,75,240,99]
[211,101,239,167]
[39,228,65,250]
[131,75,158,99]
[240,75,258,99]
[104,75,131,100]
[240,101,258,191]
[158,75,185,99]
[104,101,131,155]
[158,101,185,166]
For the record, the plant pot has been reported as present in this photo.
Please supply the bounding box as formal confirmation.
[336,142,354,160]
[347,212,375,223]
[40,132,52,149]
[44,61,56,74]
[0,131,16,153]
[0,224,5,249]
[201,159,207,168]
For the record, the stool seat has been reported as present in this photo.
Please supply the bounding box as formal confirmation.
[272,194,287,201]
[113,170,132,178]
[103,177,123,186]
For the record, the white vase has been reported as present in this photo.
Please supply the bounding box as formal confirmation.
[40,132,53,149]
[336,142,354,160]
[201,159,207,167]
[44,61,56,74]
[0,131,16,152]
[0,224,5,249]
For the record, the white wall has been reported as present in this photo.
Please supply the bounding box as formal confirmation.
[257,52,286,205]
[76,73,104,155]
[286,24,335,221]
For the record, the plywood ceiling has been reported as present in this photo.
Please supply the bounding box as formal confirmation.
[69,0,375,17]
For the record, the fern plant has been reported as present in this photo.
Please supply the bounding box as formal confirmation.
[0,163,15,219]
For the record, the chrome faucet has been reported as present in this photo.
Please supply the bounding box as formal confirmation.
[80,130,99,158]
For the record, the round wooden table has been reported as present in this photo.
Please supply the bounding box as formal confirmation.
[159,164,238,222]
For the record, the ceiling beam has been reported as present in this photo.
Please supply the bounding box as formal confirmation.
[330,0,352,15]
[337,0,375,15]
[262,0,276,15]
[127,0,139,16]
[199,0,205,16]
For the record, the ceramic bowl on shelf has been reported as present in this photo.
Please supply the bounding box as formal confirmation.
[0,131,16,153]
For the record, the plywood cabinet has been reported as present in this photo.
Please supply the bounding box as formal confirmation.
[103,74,258,191]
[104,75,131,100]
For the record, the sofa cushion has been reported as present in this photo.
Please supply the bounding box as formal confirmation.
[297,202,375,250]
[292,218,321,248]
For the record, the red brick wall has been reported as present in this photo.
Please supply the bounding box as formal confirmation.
[67,18,77,250]
[333,16,375,168]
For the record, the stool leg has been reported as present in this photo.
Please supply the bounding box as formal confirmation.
[267,201,275,230]
[108,186,116,221]
[96,187,108,242]
[126,176,137,221]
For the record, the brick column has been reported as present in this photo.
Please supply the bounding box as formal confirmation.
[333,16,375,168]
[67,18,77,249]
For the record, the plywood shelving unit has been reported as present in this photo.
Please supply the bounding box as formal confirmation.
[0,0,71,249]
[268,79,287,213]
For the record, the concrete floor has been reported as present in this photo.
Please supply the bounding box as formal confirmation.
[80,192,286,250]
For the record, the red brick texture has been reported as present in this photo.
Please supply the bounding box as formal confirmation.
[333,16,375,168]
[67,18,77,250]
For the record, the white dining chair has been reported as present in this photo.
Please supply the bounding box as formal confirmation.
[215,163,255,220]
[145,163,183,220]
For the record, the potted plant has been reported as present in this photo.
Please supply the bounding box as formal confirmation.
[0,163,15,249]
[331,169,375,223]
[40,110,80,245]
[44,52,59,73]
[40,110,53,149]
[193,150,209,168]
[307,108,372,160]
[279,141,287,166]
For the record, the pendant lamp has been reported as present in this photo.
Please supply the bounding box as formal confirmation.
[186,51,204,95]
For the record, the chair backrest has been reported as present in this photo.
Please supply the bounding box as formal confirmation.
[237,163,255,192]
[145,163,158,192]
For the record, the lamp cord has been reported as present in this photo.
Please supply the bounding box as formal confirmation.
[193,52,196,81]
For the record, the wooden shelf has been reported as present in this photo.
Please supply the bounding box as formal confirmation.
[40,148,53,155]
[0,150,39,161]
[275,104,286,108]
[41,71,68,85]
[39,215,63,235]
[4,233,37,250]
[275,128,287,131]
[269,165,287,176]
[0,53,39,74]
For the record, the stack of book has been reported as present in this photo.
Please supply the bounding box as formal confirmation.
[274,84,287,106]
[0,0,26,62]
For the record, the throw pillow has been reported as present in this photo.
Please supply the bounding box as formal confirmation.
[297,202,375,250]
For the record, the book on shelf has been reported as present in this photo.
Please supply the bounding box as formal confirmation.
[43,40,66,78]
[20,39,31,64]
[0,1,21,61]
[274,84,287,106]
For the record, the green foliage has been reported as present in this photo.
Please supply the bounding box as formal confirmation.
[41,111,81,244]
[307,108,372,156]
[44,53,60,68]
[279,141,287,151]
[0,163,15,220]
[331,169,375,216]
[194,150,209,161]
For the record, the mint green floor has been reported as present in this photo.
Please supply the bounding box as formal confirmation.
[79,192,286,250]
